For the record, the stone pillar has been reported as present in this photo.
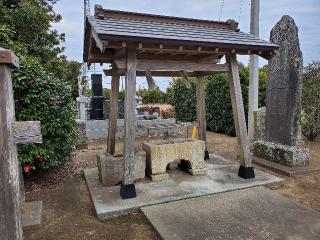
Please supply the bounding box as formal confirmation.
[253,15,309,167]
[253,107,266,140]
[77,95,87,121]
[265,15,303,146]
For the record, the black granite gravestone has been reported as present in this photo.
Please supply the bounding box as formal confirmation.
[90,74,104,120]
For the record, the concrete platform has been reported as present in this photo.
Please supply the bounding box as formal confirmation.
[253,156,320,176]
[84,156,283,220]
[142,187,320,240]
[22,201,43,230]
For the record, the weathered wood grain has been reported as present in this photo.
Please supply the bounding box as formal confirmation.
[107,66,120,155]
[226,54,252,167]
[123,48,137,185]
[104,69,228,77]
[196,76,207,151]
[0,47,19,68]
[0,63,23,239]
[114,59,229,72]
[13,121,43,144]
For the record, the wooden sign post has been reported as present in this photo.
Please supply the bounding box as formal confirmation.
[0,48,43,240]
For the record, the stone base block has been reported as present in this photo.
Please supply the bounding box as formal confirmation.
[97,152,146,186]
[187,167,208,176]
[143,139,207,181]
[149,173,170,181]
[76,119,87,149]
[22,201,43,230]
[253,140,310,167]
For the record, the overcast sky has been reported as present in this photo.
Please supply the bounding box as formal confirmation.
[53,0,320,91]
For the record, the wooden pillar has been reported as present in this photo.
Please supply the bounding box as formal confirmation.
[226,53,255,179]
[0,49,23,240]
[196,75,209,160]
[120,47,137,199]
[107,65,120,155]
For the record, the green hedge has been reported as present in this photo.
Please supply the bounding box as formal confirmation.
[168,65,266,136]
[13,57,78,172]
[167,79,197,122]
[301,61,320,141]
[141,88,167,104]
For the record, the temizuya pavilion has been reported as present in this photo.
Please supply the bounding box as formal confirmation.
[83,5,278,199]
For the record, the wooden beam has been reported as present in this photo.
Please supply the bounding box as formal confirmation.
[114,60,229,72]
[196,76,208,159]
[137,53,221,63]
[0,48,19,68]
[104,69,228,77]
[0,50,23,239]
[88,50,113,63]
[91,28,105,53]
[13,121,42,144]
[121,48,137,198]
[107,66,120,155]
[226,53,254,177]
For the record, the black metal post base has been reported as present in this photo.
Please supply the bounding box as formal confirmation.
[238,165,255,179]
[204,150,210,160]
[120,184,137,199]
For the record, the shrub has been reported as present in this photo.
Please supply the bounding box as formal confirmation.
[13,57,78,173]
[141,88,167,104]
[168,65,266,136]
[301,61,320,141]
[161,108,175,119]
[205,69,249,135]
[167,78,197,122]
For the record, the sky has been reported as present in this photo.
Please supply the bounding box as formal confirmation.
[52,0,320,91]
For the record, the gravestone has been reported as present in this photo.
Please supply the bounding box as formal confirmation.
[90,74,105,120]
[253,16,309,167]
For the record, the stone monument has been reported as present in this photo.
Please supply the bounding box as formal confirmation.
[253,15,309,167]
[90,74,105,120]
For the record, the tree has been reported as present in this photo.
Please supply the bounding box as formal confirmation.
[0,0,81,94]
[13,56,78,171]
[168,65,267,135]
[301,61,320,141]
[0,0,65,65]
[141,88,167,104]
[167,78,197,123]
[0,0,81,173]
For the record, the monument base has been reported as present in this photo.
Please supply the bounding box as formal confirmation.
[22,201,43,230]
[253,140,310,167]
[97,152,146,186]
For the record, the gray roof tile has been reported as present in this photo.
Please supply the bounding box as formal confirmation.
[87,16,277,50]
